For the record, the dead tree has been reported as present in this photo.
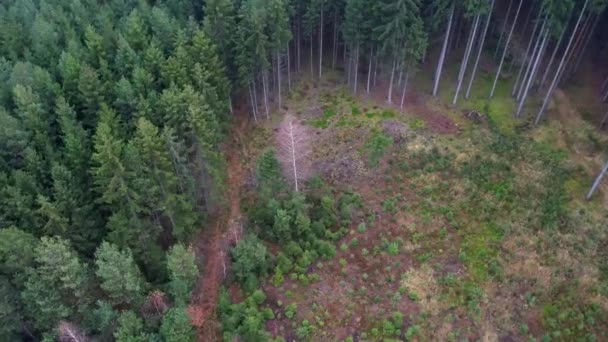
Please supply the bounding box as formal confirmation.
[586,160,608,200]
[276,114,311,192]
[58,322,88,342]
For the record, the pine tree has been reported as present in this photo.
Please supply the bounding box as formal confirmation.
[167,244,199,304]
[94,241,147,307]
[159,307,195,342]
[0,276,23,340]
[0,227,37,287]
[21,237,90,332]
[114,310,152,342]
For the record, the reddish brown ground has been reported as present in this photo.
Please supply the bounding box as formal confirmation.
[188,107,249,342]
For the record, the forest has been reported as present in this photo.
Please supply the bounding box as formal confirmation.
[1,0,608,341]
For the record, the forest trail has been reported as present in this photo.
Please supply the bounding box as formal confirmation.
[189,112,249,341]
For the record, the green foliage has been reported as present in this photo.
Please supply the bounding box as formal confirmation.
[21,237,90,332]
[160,307,195,342]
[231,234,270,292]
[219,288,274,341]
[366,131,393,167]
[257,149,286,198]
[167,244,199,304]
[95,241,147,306]
[114,311,152,342]
[0,227,37,286]
[0,276,22,340]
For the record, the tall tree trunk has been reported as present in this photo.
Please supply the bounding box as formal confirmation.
[515,27,549,117]
[433,4,456,97]
[347,45,352,86]
[332,10,338,70]
[453,14,481,105]
[400,71,410,109]
[516,20,547,102]
[466,0,495,99]
[354,43,359,94]
[535,0,589,125]
[262,70,270,119]
[367,47,373,94]
[513,4,545,97]
[387,59,396,103]
[572,14,600,76]
[373,53,378,87]
[287,43,292,91]
[248,83,257,122]
[253,77,259,117]
[586,160,608,200]
[490,0,523,99]
[297,18,301,73]
[494,0,513,60]
[277,51,282,109]
[452,8,462,52]
[310,32,314,78]
[559,12,592,84]
[539,14,570,89]
[319,3,324,79]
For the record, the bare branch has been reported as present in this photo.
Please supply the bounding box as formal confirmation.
[275,114,311,192]
[58,321,88,342]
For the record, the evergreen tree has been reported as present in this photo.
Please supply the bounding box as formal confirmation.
[159,307,195,342]
[94,241,147,307]
[166,243,199,304]
[0,276,23,340]
[114,310,152,342]
[21,237,90,332]
[0,227,37,286]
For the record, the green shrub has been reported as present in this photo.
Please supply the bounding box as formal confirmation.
[285,303,297,319]
[366,132,393,167]
[231,235,269,292]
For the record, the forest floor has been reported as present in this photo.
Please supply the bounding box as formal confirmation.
[191,62,608,341]
[189,107,249,341]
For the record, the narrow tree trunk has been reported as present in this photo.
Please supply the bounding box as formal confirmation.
[539,14,570,89]
[494,0,514,60]
[490,0,523,99]
[373,53,378,87]
[466,0,495,99]
[347,45,352,86]
[433,4,456,97]
[319,3,324,79]
[400,71,410,109]
[252,77,259,117]
[277,51,282,109]
[515,28,549,117]
[366,47,373,94]
[513,4,545,97]
[310,31,314,78]
[452,9,462,52]
[332,11,338,70]
[397,65,403,87]
[586,160,608,200]
[572,14,600,75]
[535,0,589,125]
[516,20,546,102]
[387,59,396,103]
[354,44,359,94]
[559,12,592,84]
[262,70,270,119]
[453,14,481,105]
[287,44,292,91]
[248,83,257,122]
[297,18,301,73]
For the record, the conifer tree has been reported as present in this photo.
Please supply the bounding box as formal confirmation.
[167,244,199,304]
[95,241,147,307]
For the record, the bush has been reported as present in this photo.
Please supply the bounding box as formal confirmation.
[231,235,269,292]
[366,131,393,167]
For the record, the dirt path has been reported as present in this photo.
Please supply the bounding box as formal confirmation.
[188,114,248,341]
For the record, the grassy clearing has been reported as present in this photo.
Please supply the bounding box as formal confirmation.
[221,71,608,341]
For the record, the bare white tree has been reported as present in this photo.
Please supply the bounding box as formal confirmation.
[58,322,88,342]
[276,114,311,192]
